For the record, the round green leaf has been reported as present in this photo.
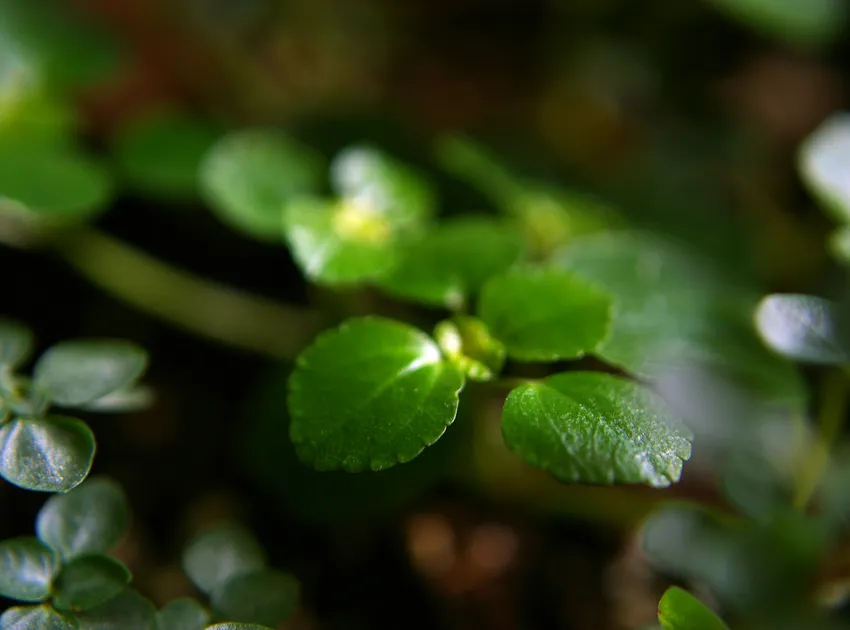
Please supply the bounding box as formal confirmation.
[658,586,730,630]
[288,317,465,472]
[157,597,211,630]
[502,372,692,487]
[331,145,434,225]
[0,142,111,218]
[800,112,850,223]
[199,129,323,241]
[34,340,148,407]
[0,415,95,492]
[378,216,524,309]
[477,268,612,362]
[210,568,299,628]
[0,537,58,602]
[75,588,157,630]
[282,196,400,285]
[36,476,130,561]
[0,317,33,367]
[0,605,79,630]
[755,294,847,365]
[113,112,220,200]
[52,555,131,613]
[181,523,267,595]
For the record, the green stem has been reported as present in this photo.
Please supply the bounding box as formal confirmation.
[53,228,329,359]
[793,368,849,510]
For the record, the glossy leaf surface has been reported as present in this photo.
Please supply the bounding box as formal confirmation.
[289,317,465,471]
[0,537,58,602]
[502,372,692,487]
[0,605,78,630]
[0,416,95,492]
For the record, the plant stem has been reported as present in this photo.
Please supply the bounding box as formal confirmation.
[54,228,329,358]
[794,368,849,510]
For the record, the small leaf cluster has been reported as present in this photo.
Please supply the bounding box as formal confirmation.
[0,477,135,629]
[178,522,300,629]
[0,320,148,492]
[195,129,801,489]
[0,476,281,630]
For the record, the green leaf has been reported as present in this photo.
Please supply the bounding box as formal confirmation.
[211,569,299,628]
[755,294,847,365]
[157,598,211,630]
[477,268,612,362]
[204,625,273,630]
[706,0,843,47]
[658,587,730,630]
[288,317,465,471]
[76,588,157,630]
[378,216,524,309]
[0,605,79,630]
[181,523,267,595]
[0,537,58,602]
[36,476,129,561]
[434,316,506,382]
[34,340,148,407]
[52,555,131,613]
[800,112,850,222]
[0,141,112,218]
[199,129,323,241]
[331,145,434,225]
[282,196,400,285]
[0,317,33,367]
[112,111,220,200]
[502,372,692,487]
[0,415,95,492]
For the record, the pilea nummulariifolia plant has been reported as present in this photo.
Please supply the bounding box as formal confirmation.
[2,1,850,629]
